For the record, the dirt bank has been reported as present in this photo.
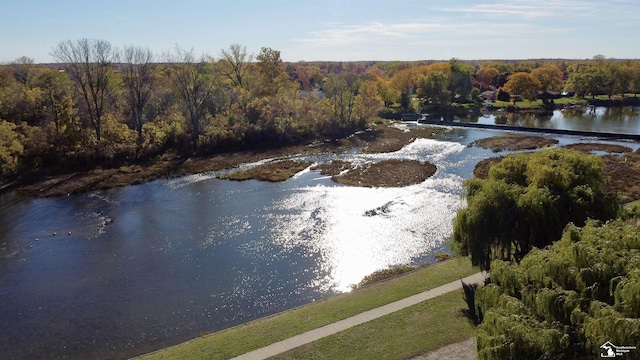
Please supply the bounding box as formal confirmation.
[1,123,445,198]
[471,135,558,152]
[313,159,437,187]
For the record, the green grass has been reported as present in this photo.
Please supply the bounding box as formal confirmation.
[489,97,587,109]
[272,290,476,360]
[136,258,477,360]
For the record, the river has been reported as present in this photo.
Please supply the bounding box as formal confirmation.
[470,105,640,134]
[1,107,639,359]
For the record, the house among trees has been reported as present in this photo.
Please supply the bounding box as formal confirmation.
[480,90,496,101]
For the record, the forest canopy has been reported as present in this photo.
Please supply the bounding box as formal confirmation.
[2,40,640,180]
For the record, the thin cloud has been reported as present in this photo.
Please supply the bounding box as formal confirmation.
[293,20,563,47]
[437,0,599,19]
[293,22,446,46]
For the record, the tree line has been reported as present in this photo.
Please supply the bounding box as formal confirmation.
[0,40,384,178]
[2,40,640,178]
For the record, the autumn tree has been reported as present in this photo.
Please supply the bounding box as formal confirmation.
[122,46,155,152]
[219,44,252,89]
[476,67,499,88]
[352,80,382,126]
[51,39,118,143]
[10,56,35,88]
[376,78,399,108]
[452,148,618,271]
[166,46,217,145]
[389,67,417,109]
[502,72,541,102]
[256,47,288,95]
[0,119,24,176]
[531,65,563,92]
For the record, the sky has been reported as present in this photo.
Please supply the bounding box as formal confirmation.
[1,0,639,63]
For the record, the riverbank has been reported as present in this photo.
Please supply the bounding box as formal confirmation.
[134,258,478,360]
[483,95,640,112]
[0,123,443,198]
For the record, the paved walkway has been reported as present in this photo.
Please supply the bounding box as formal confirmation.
[229,272,486,360]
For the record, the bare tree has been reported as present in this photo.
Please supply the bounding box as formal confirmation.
[166,46,216,145]
[51,39,117,143]
[220,44,252,88]
[122,46,155,152]
[11,56,35,88]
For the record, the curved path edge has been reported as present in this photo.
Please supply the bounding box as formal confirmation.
[229,271,486,360]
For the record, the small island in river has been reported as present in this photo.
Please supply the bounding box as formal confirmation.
[313,159,437,187]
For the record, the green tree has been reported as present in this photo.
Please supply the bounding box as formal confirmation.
[612,61,633,97]
[476,219,640,359]
[0,76,45,125]
[453,148,618,271]
[33,68,75,135]
[417,71,450,105]
[503,72,541,102]
[629,61,640,96]
[0,120,24,176]
[399,91,412,112]
[496,87,511,104]
[449,58,474,101]
[565,60,611,98]
[51,39,117,143]
[376,78,398,108]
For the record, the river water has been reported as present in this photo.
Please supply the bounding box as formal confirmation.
[1,107,639,359]
[471,106,640,134]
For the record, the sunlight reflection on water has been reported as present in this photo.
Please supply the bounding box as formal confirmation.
[265,138,467,292]
[8,125,639,359]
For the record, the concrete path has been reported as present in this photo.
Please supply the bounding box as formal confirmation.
[229,272,486,360]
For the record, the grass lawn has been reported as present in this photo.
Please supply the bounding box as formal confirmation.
[272,290,475,360]
[489,97,587,109]
[136,258,477,360]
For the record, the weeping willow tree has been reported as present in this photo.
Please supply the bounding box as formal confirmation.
[453,148,618,271]
[475,218,640,359]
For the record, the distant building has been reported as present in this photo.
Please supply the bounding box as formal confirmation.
[480,90,496,101]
